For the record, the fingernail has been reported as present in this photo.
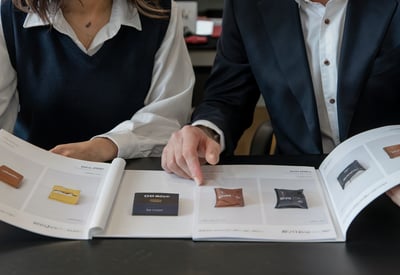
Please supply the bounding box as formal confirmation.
[193,177,201,186]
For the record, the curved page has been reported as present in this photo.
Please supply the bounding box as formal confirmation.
[319,125,400,236]
[0,130,125,239]
[88,157,126,237]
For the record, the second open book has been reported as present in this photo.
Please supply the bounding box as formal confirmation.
[1,125,400,241]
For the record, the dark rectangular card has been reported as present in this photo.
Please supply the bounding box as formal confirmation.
[132,192,179,216]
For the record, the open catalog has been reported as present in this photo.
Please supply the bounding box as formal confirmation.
[189,125,400,242]
[0,129,126,239]
[1,125,400,241]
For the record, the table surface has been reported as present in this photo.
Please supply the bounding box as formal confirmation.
[1,156,400,275]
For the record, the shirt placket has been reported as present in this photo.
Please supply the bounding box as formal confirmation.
[319,2,341,146]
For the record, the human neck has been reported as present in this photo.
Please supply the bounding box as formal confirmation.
[62,0,113,18]
[310,0,329,5]
[62,0,113,49]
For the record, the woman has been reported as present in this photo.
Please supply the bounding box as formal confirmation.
[0,0,194,161]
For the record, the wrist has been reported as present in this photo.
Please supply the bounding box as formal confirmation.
[196,125,220,143]
[92,137,118,161]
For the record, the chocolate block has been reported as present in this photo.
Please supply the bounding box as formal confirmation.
[214,187,244,207]
[49,185,80,205]
[383,144,400,159]
[274,188,308,209]
[0,165,23,188]
[337,160,366,189]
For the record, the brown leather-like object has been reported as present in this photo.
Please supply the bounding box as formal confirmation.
[214,188,244,207]
[0,165,23,188]
[384,144,400,159]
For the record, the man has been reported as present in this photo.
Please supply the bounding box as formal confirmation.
[162,0,400,204]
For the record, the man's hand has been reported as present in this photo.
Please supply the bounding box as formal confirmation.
[161,125,221,185]
[386,185,400,207]
[50,137,118,162]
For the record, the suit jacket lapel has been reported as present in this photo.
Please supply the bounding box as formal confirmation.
[338,0,397,140]
[257,0,322,151]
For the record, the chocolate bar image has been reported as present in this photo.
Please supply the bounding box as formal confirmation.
[49,185,81,205]
[0,165,23,188]
[383,144,400,159]
[337,160,366,189]
[214,187,245,207]
[274,188,308,209]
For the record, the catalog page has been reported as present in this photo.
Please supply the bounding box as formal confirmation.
[192,165,338,242]
[319,125,400,235]
[0,130,125,239]
[99,170,194,238]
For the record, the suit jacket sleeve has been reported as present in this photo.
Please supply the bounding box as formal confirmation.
[191,0,261,154]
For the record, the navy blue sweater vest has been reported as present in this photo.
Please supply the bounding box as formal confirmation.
[1,0,170,149]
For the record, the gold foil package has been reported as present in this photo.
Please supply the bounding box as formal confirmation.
[49,185,81,205]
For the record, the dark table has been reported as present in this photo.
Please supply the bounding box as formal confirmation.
[1,156,400,275]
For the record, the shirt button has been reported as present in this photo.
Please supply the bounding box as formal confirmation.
[324,59,330,66]
[324,18,330,24]
[329,98,336,104]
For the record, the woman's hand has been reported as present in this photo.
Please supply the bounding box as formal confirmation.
[386,185,400,207]
[50,137,118,162]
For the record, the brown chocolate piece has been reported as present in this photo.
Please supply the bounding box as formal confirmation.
[383,144,400,159]
[0,165,23,188]
[214,188,244,207]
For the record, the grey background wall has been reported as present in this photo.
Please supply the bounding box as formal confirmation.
[196,0,224,11]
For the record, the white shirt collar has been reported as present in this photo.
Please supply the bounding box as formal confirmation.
[23,0,142,31]
[294,0,348,7]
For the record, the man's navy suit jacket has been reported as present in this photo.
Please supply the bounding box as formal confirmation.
[193,0,400,155]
